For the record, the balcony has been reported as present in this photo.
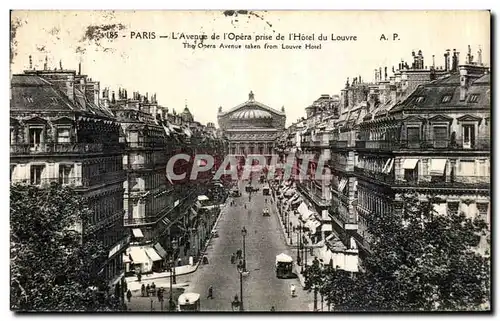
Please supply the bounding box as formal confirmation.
[354,138,490,152]
[124,162,155,170]
[296,182,330,207]
[354,166,394,185]
[329,204,357,229]
[10,143,123,156]
[11,172,126,189]
[330,140,349,149]
[355,140,394,150]
[394,175,490,190]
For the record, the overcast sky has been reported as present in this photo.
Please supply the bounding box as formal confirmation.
[11,10,490,126]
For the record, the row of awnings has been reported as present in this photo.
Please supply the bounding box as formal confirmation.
[126,243,168,264]
[402,158,447,175]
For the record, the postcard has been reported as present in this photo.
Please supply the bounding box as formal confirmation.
[10,10,491,312]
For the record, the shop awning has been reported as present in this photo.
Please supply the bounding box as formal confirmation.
[285,189,296,197]
[338,178,348,192]
[184,128,193,138]
[197,195,209,201]
[430,159,447,175]
[154,243,168,259]
[129,247,150,264]
[321,224,333,232]
[145,247,163,262]
[162,125,171,136]
[297,202,309,218]
[292,197,302,205]
[403,158,419,169]
[132,228,144,238]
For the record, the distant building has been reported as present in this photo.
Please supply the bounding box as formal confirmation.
[218,91,286,164]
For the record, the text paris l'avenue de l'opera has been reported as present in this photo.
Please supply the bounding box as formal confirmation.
[165,154,333,182]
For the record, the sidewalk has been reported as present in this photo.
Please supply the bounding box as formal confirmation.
[125,200,228,286]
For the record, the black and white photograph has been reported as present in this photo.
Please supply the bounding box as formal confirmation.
[8,9,491,312]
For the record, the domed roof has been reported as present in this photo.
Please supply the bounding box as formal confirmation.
[230,108,272,120]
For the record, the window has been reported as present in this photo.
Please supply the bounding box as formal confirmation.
[30,165,44,185]
[59,165,72,185]
[406,126,420,148]
[477,203,489,223]
[468,94,480,103]
[56,127,71,143]
[414,96,425,104]
[259,146,264,155]
[462,124,475,149]
[441,95,452,103]
[28,127,43,147]
[404,169,417,182]
[433,126,448,148]
[231,147,236,155]
[10,127,16,145]
[447,201,459,215]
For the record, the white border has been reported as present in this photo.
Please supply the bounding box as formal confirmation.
[2,1,498,321]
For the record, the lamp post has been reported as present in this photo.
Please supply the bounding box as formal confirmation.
[168,259,175,311]
[238,266,244,311]
[241,227,247,272]
[172,240,178,284]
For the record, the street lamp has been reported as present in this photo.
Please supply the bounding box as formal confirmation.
[241,227,247,272]
[168,259,175,311]
[172,239,178,284]
[237,265,244,311]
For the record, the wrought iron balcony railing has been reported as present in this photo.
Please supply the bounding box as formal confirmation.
[354,138,490,151]
[10,143,124,155]
[394,175,490,189]
[354,166,395,185]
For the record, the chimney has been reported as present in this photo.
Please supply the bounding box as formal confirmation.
[432,55,435,69]
[478,46,482,65]
[384,67,387,81]
[466,45,473,64]
[29,55,33,69]
[78,62,81,75]
[111,91,116,103]
[378,68,382,81]
[59,60,63,70]
[374,69,378,82]
[459,66,469,101]
[451,49,458,72]
[444,49,451,71]
[44,56,48,70]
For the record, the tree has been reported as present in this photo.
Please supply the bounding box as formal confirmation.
[10,183,123,312]
[305,193,490,311]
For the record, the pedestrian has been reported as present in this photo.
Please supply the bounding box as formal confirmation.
[230,253,235,264]
[270,306,276,311]
[178,257,182,266]
[157,288,163,302]
[290,284,296,297]
[207,285,214,299]
[146,284,150,297]
[151,282,156,291]
[141,284,146,297]
[126,289,132,302]
[137,272,142,282]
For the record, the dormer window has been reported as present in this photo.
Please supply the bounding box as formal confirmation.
[441,95,452,103]
[468,94,480,103]
[414,96,425,104]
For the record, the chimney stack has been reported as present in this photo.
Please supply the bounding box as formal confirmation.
[459,66,469,101]
[111,91,116,103]
[384,67,387,81]
[477,46,482,65]
[59,60,63,70]
[444,49,451,71]
[29,55,33,69]
[78,62,81,75]
[432,55,435,69]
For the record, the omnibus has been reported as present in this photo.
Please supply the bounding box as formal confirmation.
[178,292,201,311]
[275,253,294,278]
